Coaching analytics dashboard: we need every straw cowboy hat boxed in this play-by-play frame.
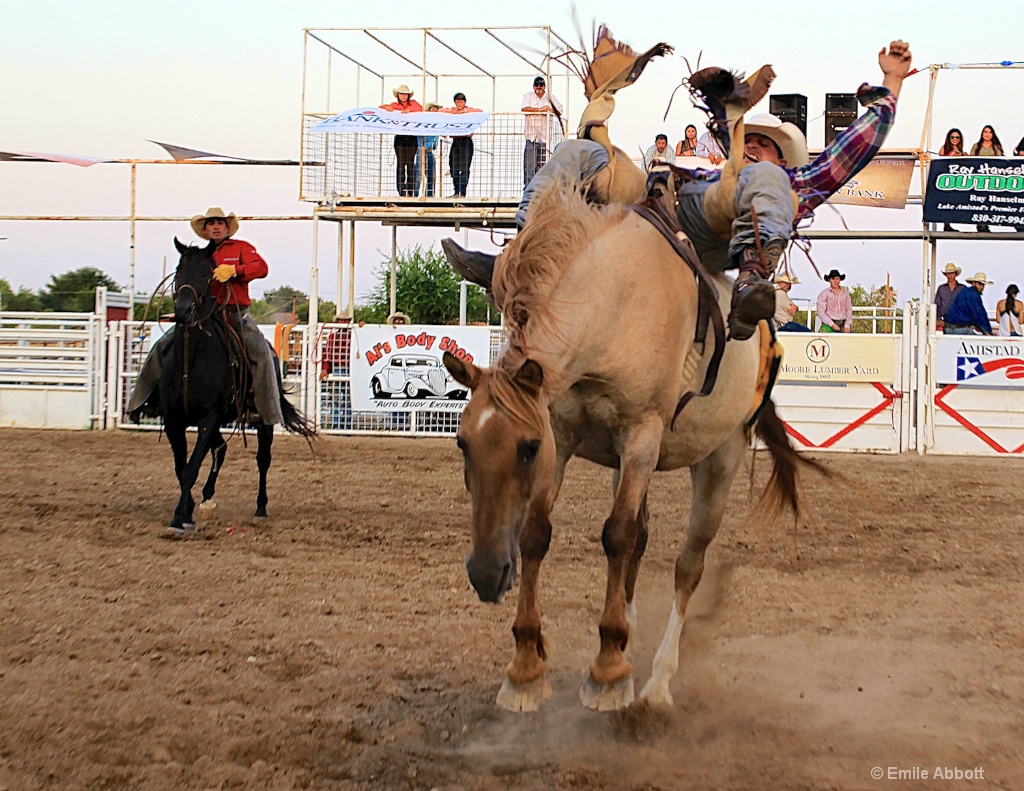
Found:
[387,311,409,325]
[392,84,414,98]
[942,262,962,275]
[823,269,846,281]
[965,272,994,284]
[775,273,799,285]
[191,207,239,239]
[744,113,809,168]
[424,102,442,112]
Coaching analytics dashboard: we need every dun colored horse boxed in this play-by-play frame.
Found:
[161,239,314,535]
[443,182,813,712]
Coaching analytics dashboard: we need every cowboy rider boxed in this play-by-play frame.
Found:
[127,207,284,426]
[443,39,913,343]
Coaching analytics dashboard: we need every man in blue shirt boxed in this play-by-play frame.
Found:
[944,272,994,335]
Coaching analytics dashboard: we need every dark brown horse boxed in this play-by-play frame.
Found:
[161,239,314,536]
[443,182,814,712]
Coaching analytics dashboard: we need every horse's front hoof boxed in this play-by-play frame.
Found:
[199,500,217,514]
[579,673,635,711]
[496,676,551,713]
[165,522,196,539]
[253,508,268,519]
[638,677,674,707]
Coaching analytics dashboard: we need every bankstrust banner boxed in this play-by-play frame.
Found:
[923,157,1024,228]
[828,158,915,209]
[311,108,490,136]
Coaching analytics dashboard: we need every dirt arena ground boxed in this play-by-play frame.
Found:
[0,428,1021,790]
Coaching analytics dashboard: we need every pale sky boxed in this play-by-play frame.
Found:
[3,1,1024,309]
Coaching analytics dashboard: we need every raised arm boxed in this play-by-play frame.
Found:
[879,39,913,100]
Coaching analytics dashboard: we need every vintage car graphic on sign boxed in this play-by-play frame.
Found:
[370,354,469,401]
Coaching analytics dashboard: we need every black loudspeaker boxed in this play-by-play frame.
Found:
[825,93,858,144]
[769,94,807,136]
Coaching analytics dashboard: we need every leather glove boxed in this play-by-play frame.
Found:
[213,264,236,283]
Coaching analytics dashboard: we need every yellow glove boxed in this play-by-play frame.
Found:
[213,264,236,283]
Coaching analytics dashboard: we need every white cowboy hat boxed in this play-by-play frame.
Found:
[392,84,414,98]
[965,272,993,284]
[942,262,962,275]
[744,113,809,168]
[387,311,409,325]
[424,102,442,112]
[190,207,239,239]
[775,273,800,285]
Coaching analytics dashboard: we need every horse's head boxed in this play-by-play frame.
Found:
[172,237,217,324]
[444,351,556,603]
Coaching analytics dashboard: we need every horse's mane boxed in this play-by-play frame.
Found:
[487,178,631,432]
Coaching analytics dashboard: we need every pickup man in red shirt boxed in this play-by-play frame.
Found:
[127,207,283,425]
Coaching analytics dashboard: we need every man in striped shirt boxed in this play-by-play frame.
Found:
[816,269,854,332]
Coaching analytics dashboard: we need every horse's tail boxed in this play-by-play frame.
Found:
[278,392,317,440]
[751,398,828,524]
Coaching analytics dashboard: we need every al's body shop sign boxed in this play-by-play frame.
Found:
[923,157,1024,228]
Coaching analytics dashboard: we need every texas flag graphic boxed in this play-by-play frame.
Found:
[957,356,1024,382]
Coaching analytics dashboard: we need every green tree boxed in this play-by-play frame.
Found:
[849,282,900,334]
[363,244,496,325]
[0,279,42,311]
[253,286,336,323]
[40,267,121,313]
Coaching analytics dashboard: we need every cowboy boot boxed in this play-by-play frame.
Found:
[441,238,496,289]
[728,244,783,341]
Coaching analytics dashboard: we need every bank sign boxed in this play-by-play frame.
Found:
[934,336,1024,388]
[778,335,897,383]
[923,157,1024,228]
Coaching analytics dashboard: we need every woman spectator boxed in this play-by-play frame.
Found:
[414,103,442,197]
[938,128,965,156]
[938,129,965,231]
[440,92,482,198]
[969,125,1004,156]
[380,85,423,197]
[996,284,1023,337]
[676,124,699,158]
[1015,135,1024,156]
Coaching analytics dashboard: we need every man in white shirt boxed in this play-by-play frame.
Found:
[695,130,725,165]
[522,76,564,187]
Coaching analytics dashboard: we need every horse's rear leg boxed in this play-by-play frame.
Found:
[254,424,274,518]
[580,417,662,712]
[199,429,227,513]
[640,428,746,706]
[624,491,650,657]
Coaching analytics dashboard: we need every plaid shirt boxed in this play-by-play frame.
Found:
[791,84,896,221]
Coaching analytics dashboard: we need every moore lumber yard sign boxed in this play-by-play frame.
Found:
[923,157,1024,228]
[779,335,897,383]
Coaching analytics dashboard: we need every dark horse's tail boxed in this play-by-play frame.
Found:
[278,390,317,439]
[751,398,828,525]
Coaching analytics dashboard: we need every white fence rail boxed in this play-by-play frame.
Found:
[0,312,104,428]
[3,308,1024,457]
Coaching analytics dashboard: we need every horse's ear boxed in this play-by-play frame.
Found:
[174,237,188,254]
[443,351,481,390]
[513,359,544,396]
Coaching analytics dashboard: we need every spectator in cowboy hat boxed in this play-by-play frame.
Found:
[944,272,994,335]
[380,85,424,197]
[387,311,409,326]
[773,273,810,332]
[816,269,853,333]
[933,262,965,329]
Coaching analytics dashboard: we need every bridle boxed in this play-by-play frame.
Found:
[173,260,218,408]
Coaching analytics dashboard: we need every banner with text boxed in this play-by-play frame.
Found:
[311,108,489,136]
[778,335,897,384]
[934,335,1024,388]
[923,157,1024,228]
[828,158,915,209]
[350,324,491,412]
